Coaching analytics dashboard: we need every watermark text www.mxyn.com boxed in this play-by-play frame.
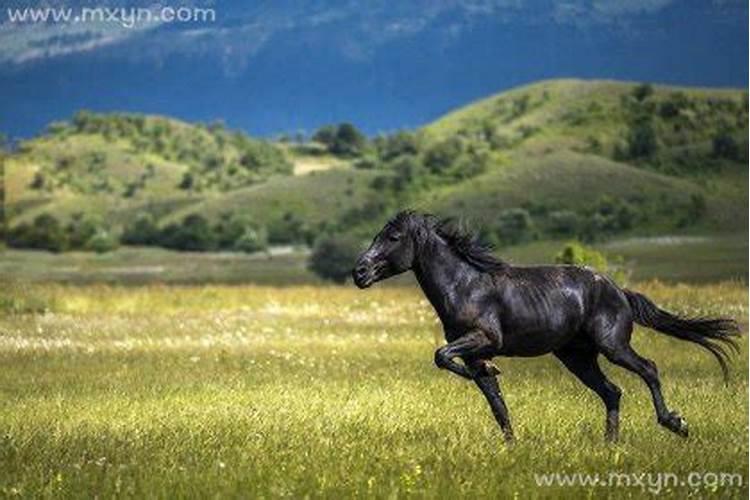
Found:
[6,5,216,28]
[534,471,743,495]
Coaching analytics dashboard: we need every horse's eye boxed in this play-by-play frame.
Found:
[389,234,401,242]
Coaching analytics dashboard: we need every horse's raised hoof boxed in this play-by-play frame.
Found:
[660,411,689,438]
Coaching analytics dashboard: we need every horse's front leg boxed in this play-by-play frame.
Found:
[434,330,495,380]
[466,358,514,442]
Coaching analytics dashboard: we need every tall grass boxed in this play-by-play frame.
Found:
[0,283,746,498]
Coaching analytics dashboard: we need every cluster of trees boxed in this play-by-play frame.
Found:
[472,193,706,247]
[361,131,491,206]
[6,211,276,254]
[614,84,747,172]
[311,123,368,157]
[121,213,269,252]
[7,213,119,253]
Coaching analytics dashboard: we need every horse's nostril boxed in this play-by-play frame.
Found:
[355,266,367,277]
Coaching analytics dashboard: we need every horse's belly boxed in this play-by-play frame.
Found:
[499,330,573,356]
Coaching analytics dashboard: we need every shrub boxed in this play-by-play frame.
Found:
[86,230,119,253]
[375,131,421,161]
[308,234,362,283]
[632,83,654,102]
[267,213,309,245]
[547,210,581,237]
[121,213,160,246]
[233,226,268,253]
[491,208,534,246]
[313,123,367,157]
[712,130,740,160]
[627,116,658,159]
[659,92,689,119]
[555,241,628,283]
[7,214,68,252]
[65,214,100,249]
[159,214,216,251]
[424,138,463,174]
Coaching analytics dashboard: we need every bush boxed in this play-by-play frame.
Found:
[159,214,216,251]
[547,210,581,237]
[233,226,268,253]
[7,214,68,252]
[555,241,628,283]
[308,234,362,283]
[375,131,421,161]
[86,230,119,253]
[313,123,367,157]
[267,213,309,245]
[712,130,740,160]
[659,92,689,119]
[486,208,534,246]
[424,138,463,174]
[65,214,100,249]
[121,213,160,246]
[627,116,658,159]
[632,83,654,102]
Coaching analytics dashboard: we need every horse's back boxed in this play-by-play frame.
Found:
[493,264,632,356]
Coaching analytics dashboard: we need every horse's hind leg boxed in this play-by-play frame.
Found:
[554,346,622,442]
[596,319,689,438]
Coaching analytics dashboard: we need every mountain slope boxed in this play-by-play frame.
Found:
[4,79,748,250]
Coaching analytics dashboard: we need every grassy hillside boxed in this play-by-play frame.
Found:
[4,79,747,253]
[417,79,748,235]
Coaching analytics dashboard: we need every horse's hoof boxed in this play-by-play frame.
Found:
[661,411,689,438]
[604,431,620,443]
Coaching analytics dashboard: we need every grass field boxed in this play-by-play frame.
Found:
[0,282,746,498]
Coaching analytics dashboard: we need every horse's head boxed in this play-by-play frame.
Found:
[352,211,421,288]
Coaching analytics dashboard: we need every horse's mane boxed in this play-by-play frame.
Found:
[434,217,508,273]
[394,211,507,273]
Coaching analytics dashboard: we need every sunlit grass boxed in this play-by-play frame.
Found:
[0,282,747,498]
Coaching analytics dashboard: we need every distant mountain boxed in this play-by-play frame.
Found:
[5,79,748,252]
[0,0,747,139]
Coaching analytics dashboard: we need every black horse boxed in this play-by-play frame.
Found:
[352,211,740,442]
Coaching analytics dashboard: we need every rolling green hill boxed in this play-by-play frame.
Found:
[4,79,747,252]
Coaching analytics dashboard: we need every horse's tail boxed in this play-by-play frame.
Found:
[623,289,741,382]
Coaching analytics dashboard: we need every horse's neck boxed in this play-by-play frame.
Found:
[412,236,475,319]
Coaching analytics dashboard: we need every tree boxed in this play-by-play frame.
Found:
[7,214,68,252]
[627,116,657,159]
[159,214,216,251]
[332,123,366,156]
[121,213,160,246]
[712,130,740,160]
[424,138,463,174]
[312,125,337,148]
[312,123,367,157]
[234,226,268,253]
[632,83,654,102]
[492,208,534,246]
[555,241,628,283]
[308,234,362,283]
[65,214,100,249]
[86,230,119,253]
[375,131,421,161]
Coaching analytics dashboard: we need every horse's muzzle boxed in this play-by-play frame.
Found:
[352,259,374,289]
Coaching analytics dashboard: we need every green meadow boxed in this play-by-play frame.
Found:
[0,282,746,498]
